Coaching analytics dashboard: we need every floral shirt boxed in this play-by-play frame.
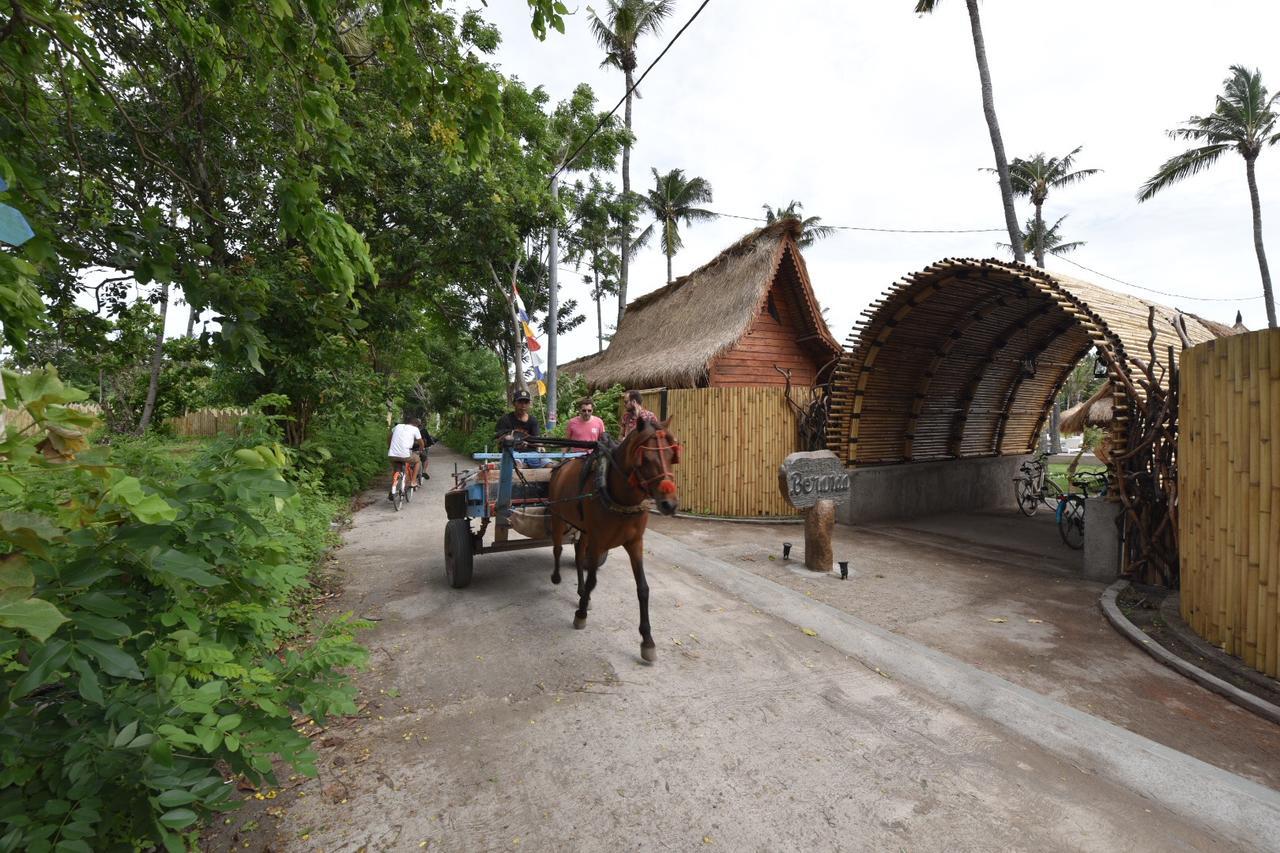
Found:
[621,406,657,437]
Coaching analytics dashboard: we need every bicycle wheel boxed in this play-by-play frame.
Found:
[1058,495,1085,550]
[1015,476,1038,516]
[393,473,404,512]
[1043,478,1064,509]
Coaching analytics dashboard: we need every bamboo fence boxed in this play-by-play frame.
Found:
[635,387,806,518]
[164,409,248,437]
[1179,328,1280,677]
[4,403,101,434]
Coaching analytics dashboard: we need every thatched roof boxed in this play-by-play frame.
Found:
[828,258,1236,467]
[580,219,841,389]
[1060,382,1115,435]
[559,351,603,378]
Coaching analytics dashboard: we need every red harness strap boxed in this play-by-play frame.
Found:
[628,430,682,495]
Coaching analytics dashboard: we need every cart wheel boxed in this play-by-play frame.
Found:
[444,519,474,588]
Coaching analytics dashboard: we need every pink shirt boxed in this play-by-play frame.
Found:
[566,415,606,442]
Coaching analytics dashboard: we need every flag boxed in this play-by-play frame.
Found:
[536,379,547,396]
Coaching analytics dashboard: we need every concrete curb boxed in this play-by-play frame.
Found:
[1100,580,1280,727]
[644,531,1280,850]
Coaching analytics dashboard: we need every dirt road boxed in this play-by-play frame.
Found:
[209,447,1272,852]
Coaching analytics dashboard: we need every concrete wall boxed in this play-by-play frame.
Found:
[836,455,1029,526]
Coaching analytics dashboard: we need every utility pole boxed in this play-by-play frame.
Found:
[547,174,560,430]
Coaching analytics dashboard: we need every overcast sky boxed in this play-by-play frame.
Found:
[463,0,1279,366]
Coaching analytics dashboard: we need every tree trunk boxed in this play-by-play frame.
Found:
[666,248,672,285]
[186,305,197,337]
[1049,399,1062,454]
[617,68,634,328]
[508,294,529,395]
[1246,156,1278,328]
[1033,200,1045,269]
[136,281,170,434]
[594,266,603,353]
[964,0,1023,264]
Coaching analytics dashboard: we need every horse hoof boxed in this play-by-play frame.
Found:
[641,646,657,663]
[573,615,587,630]
[551,571,561,585]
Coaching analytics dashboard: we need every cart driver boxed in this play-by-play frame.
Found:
[494,389,548,468]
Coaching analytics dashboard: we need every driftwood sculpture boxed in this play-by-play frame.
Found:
[775,359,837,452]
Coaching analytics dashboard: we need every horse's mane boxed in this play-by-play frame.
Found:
[611,419,656,469]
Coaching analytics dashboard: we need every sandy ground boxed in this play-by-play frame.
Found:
[205,447,1272,852]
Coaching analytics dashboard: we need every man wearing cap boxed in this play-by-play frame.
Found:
[494,389,547,467]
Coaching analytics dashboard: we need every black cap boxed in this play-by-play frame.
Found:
[513,390,532,403]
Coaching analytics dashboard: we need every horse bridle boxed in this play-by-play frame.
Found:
[627,429,682,495]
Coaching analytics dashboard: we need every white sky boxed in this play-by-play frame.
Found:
[474,0,1280,366]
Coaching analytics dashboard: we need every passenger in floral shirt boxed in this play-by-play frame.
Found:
[621,390,657,437]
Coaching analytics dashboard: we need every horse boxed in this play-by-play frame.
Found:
[546,417,681,663]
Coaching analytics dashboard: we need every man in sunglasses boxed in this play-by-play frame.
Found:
[566,397,607,443]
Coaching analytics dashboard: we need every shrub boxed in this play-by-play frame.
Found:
[0,368,366,852]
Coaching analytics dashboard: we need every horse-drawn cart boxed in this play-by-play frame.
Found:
[442,436,601,588]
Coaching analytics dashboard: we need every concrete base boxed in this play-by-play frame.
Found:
[836,455,1028,526]
[1083,498,1123,582]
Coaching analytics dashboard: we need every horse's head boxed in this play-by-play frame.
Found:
[624,416,682,516]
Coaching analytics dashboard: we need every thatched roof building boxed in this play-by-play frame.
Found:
[578,219,841,390]
[1060,381,1115,435]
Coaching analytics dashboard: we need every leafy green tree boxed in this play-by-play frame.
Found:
[915,0,1024,262]
[998,215,1085,260]
[565,176,624,351]
[588,0,675,324]
[1138,65,1280,328]
[634,168,716,283]
[763,200,837,248]
[992,147,1099,268]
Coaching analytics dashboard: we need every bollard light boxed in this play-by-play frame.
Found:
[782,542,792,560]
[838,561,849,580]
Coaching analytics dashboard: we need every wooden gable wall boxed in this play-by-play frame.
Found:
[707,247,826,388]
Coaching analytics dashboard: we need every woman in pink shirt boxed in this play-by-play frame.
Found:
[566,399,607,443]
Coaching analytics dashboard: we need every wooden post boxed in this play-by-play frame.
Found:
[804,499,835,572]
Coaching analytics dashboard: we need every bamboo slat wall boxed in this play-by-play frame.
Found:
[635,387,805,518]
[1179,329,1280,677]
[164,409,248,437]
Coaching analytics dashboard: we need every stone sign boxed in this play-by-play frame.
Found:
[778,450,851,509]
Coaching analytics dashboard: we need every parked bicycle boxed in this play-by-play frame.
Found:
[1013,451,1063,516]
[1056,470,1108,550]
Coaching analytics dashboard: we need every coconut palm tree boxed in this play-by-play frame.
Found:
[915,0,1023,262]
[588,0,675,325]
[998,215,1085,260]
[1139,65,1280,328]
[634,168,716,284]
[762,201,837,248]
[990,147,1099,268]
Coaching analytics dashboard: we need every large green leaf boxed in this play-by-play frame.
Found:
[0,598,69,642]
[152,549,226,587]
[78,639,143,680]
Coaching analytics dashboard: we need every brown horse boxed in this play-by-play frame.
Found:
[547,417,681,662]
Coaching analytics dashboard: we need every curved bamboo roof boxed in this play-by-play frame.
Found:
[827,258,1231,467]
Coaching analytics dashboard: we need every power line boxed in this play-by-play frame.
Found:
[709,209,1005,234]
[552,0,713,180]
[1054,255,1264,303]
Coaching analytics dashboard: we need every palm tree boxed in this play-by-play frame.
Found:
[1139,65,1280,328]
[566,177,623,352]
[634,168,716,284]
[998,215,1085,259]
[915,0,1024,262]
[992,147,1099,268]
[588,0,675,325]
[762,200,837,248]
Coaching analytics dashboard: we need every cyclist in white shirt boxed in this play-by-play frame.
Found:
[387,417,425,500]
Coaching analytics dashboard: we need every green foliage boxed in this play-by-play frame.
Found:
[1083,425,1104,452]
[0,367,362,851]
[302,420,387,498]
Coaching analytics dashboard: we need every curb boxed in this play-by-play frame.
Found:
[645,531,1280,849]
[1100,580,1280,727]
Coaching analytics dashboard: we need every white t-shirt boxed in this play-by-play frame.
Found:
[387,424,423,458]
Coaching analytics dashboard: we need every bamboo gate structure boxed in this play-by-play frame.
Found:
[636,387,807,518]
[826,259,1230,584]
[1179,329,1280,677]
[164,409,248,437]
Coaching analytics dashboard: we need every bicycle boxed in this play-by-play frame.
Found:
[1056,470,1108,550]
[1013,451,1063,516]
[389,456,421,512]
